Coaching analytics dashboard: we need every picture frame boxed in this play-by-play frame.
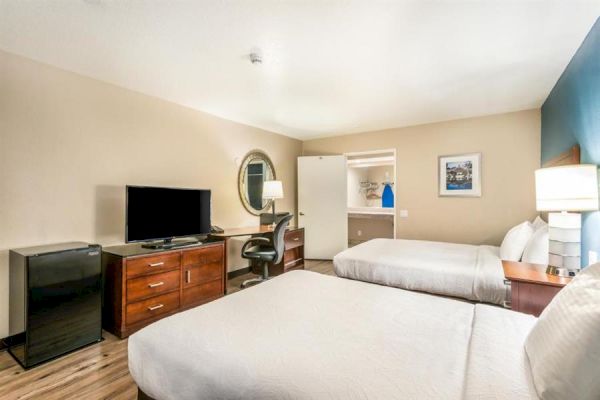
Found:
[438,153,481,197]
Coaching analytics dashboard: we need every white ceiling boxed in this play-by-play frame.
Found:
[1,1,599,139]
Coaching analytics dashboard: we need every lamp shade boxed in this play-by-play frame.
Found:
[535,165,599,211]
[262,180,283,199]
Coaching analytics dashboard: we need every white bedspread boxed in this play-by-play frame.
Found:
[463,305,538,400]
[334,239,506,305]
[129,271,537,400]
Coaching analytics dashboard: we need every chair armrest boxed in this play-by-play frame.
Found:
[241,237,271,253]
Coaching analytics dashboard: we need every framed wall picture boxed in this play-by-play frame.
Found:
[439,153,481,197]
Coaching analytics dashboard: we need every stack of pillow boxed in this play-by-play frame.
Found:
[500,217,600,399]
[500,216,549,263]
[524,260,600,400]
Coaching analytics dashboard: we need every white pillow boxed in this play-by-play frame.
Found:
[500,221,534,261]
[525,262,600,400]
[531,216,547,231]
[522,226,549,265]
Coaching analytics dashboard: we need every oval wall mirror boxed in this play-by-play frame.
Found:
[238,150,276,215]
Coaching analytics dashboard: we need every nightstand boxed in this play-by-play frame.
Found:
[502,260,572,317]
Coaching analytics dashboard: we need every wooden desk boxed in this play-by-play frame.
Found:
[209,226,305,287]
[502,260,571,317]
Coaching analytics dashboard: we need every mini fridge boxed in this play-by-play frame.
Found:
[8,242,102,368]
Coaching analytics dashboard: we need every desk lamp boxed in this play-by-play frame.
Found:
[263,180,284,227]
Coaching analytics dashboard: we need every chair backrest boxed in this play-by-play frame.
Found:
[272,214,294,264]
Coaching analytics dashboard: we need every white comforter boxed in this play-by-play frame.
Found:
[334,239,506,305]
[129,271,538,400]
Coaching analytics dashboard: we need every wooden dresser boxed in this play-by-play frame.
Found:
[102,241,225,338]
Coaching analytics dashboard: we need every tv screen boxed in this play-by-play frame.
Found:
[126,186,211,243]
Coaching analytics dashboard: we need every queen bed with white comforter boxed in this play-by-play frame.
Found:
[334,238,507,305]
[129,270,539,400]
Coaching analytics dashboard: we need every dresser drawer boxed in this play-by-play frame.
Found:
[182,279,223,308]
[182,245,223,266]
[127,270,180,303]
[183,262,223,288]
[285,229,304,250]
[126,291,180,326]
[127,253,180,278]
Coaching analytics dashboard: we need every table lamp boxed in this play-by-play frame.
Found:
[263,180,284,226]
[535,164,599,277]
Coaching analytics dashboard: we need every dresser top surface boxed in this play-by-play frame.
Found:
[103,241,220,258]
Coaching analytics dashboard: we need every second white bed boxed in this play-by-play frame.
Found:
[333,238,506,305]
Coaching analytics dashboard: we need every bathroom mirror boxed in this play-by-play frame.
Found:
[238,150,276,215]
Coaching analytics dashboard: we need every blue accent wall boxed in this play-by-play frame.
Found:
[541,17,600,266]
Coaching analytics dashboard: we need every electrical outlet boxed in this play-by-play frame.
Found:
[589,250,598,265]
[399,209,409,218]
[357,230,362,237]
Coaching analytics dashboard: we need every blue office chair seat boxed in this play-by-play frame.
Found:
[240,214,293,288]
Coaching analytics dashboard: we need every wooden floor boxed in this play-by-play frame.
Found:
[0,260,334,400]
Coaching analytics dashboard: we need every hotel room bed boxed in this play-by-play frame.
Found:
[129,270,538,400]
[333,238,507,305]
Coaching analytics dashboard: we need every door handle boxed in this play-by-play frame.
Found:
[148,281,164,288]
[186,270,191,284]
[299,212,305,216]
[148,304,164,311]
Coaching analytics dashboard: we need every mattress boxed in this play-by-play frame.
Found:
[333,238,506,305]
[129,270,538,400]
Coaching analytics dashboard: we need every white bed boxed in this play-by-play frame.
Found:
[333,238,507,305]
[129,270,538,400]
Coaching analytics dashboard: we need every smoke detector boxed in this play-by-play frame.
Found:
[249,52,262,64]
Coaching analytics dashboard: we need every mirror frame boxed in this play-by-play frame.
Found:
[238,150,276,216]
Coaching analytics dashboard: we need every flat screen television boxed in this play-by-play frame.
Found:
[126,185,211,246]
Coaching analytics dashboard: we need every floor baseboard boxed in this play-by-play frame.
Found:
[227,267,252,279]
[0,337,8,352]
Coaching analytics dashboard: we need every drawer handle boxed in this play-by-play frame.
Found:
[148,281,165,288]
[148,304,164,311]
[149,262,165,267]
[186,270,191,284]
[293,238,300,241]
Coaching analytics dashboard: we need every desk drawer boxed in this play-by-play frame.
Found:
[127,253,180,278]
[126,291,180,326]
[183,262,223,288]
[285,229,304,250]
[182,245,223,266]
[127,270,180,303]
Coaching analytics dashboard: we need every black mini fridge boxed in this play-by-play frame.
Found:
[8,242,102,368]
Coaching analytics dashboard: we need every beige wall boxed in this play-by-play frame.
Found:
[304,109,541,246]
[348,216,394,244]
[0,51,302,337]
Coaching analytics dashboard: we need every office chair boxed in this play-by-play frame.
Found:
[240,214,294,288]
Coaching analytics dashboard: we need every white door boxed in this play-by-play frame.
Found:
[298,155,348,259]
